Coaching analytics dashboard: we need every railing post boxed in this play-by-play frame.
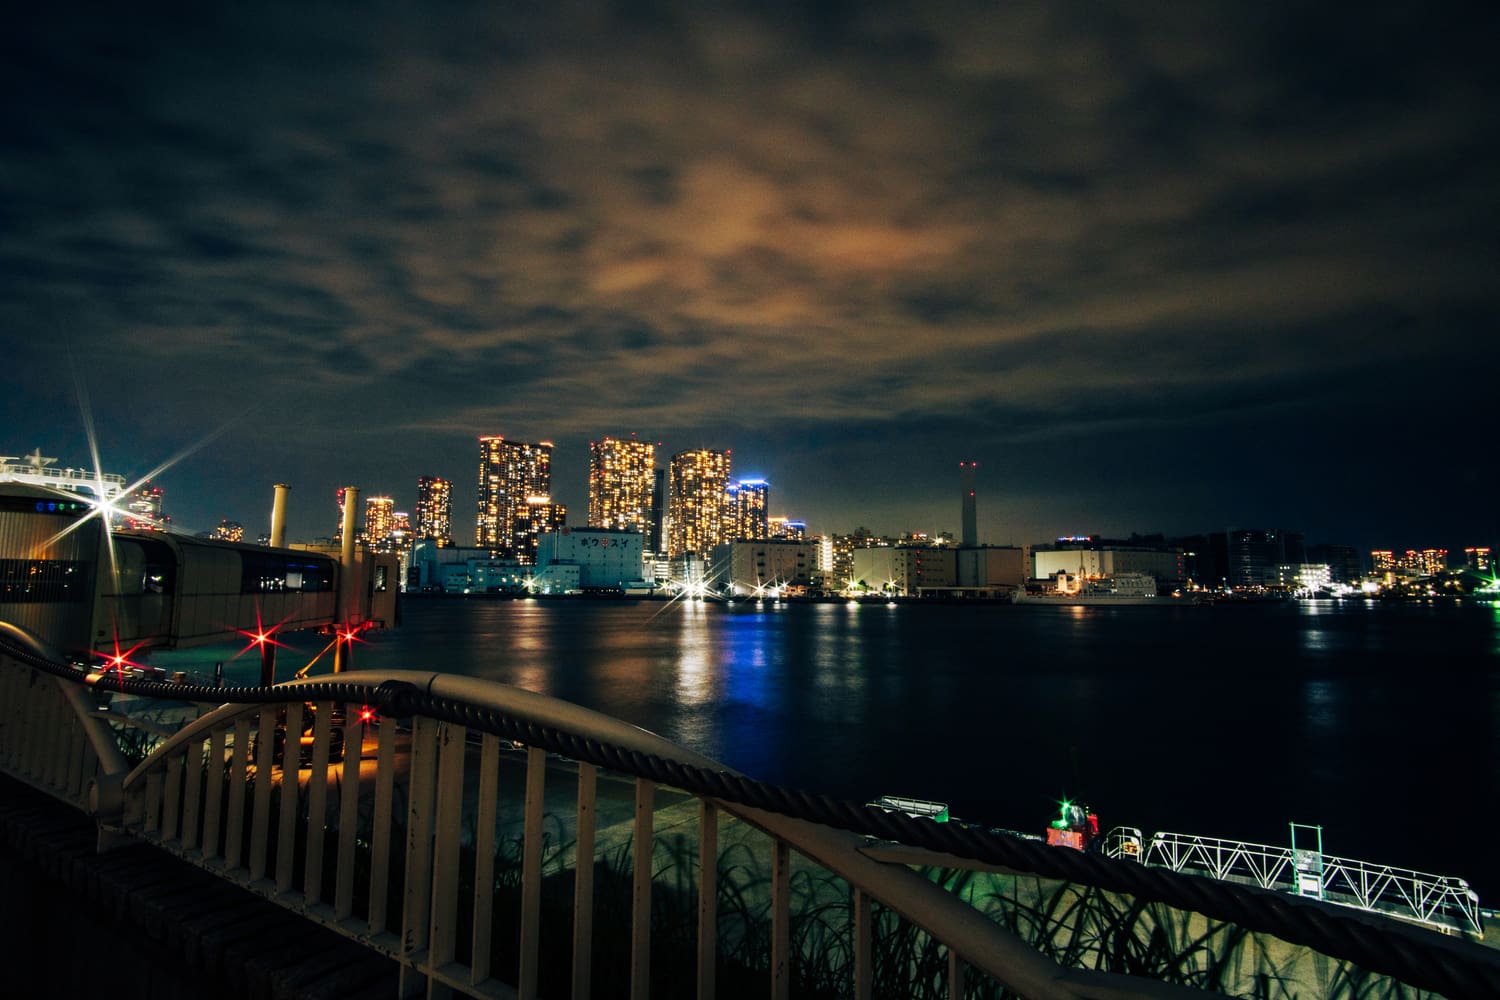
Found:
[519,745,548,999]
[771,838,790,1000]
[697,800,718,1000]
[277,702,304,892]
[304,700,333,904]
[398,715,439,997]
[181,732,204,854]
[202,727,227,862]
[250,704,280,882]
[162,750,183,845]
[428,721,467,985]
[572,761,598,1000]
[472,733,502,985]
[949,947,966,999]
[631,778,655,1000]
[334,702,364,920]
[854,887,872,1000]
[368,711,398,936]
[144,771,163,834]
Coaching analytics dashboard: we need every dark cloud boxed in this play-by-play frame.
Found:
[2,0,1496,549]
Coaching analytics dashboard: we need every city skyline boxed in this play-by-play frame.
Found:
[50,439,1495,564]
[3,2,1496,551]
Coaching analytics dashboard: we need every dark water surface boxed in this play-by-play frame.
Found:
[156,596,1500,898]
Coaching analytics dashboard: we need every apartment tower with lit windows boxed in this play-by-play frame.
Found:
[587,436,656,534]
[667,449,731,558]
[415,476,453,546]
[514,496,567,565]
[727,479,769,541]
[364,496,396,551]
[477,436,553,558]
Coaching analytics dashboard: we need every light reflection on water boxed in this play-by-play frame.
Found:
[1301,679,1339,731]
[673,600,714,709]
[1300,628,1330,654]
[810,603,865,715]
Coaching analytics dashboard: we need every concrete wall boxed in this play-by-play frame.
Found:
[957,546,1026,588]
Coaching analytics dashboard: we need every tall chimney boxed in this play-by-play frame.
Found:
[339,485,360,608]
[960,462,978,548]
[270,483,289,548]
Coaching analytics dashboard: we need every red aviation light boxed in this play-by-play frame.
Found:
[90,633,151,681]
[234,606,292,657]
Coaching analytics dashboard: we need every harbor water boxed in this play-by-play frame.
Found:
[151,595,1500,900]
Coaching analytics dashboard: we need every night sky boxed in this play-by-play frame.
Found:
[3,2,1497,552]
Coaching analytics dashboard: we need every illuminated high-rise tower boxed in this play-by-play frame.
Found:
[416,476,453,546]
[513,495,567,565]
[588,436,656,534]
[365,495,396,550]
[727,479,769,541]
[667,449,731,558]
[477,436,552,556]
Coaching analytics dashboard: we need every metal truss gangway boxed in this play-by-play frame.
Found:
[1102,826,1483,937]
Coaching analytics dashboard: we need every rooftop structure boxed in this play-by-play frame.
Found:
[0,448,126,500]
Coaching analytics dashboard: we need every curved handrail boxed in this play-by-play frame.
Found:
[122,669,735,792]
[122,670,1141,999]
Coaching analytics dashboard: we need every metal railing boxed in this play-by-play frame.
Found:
[0,460,127,497]
[1098,829,1482,937]
[3,623,1498,999]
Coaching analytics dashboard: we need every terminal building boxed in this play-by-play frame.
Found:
[534,527,647,593]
